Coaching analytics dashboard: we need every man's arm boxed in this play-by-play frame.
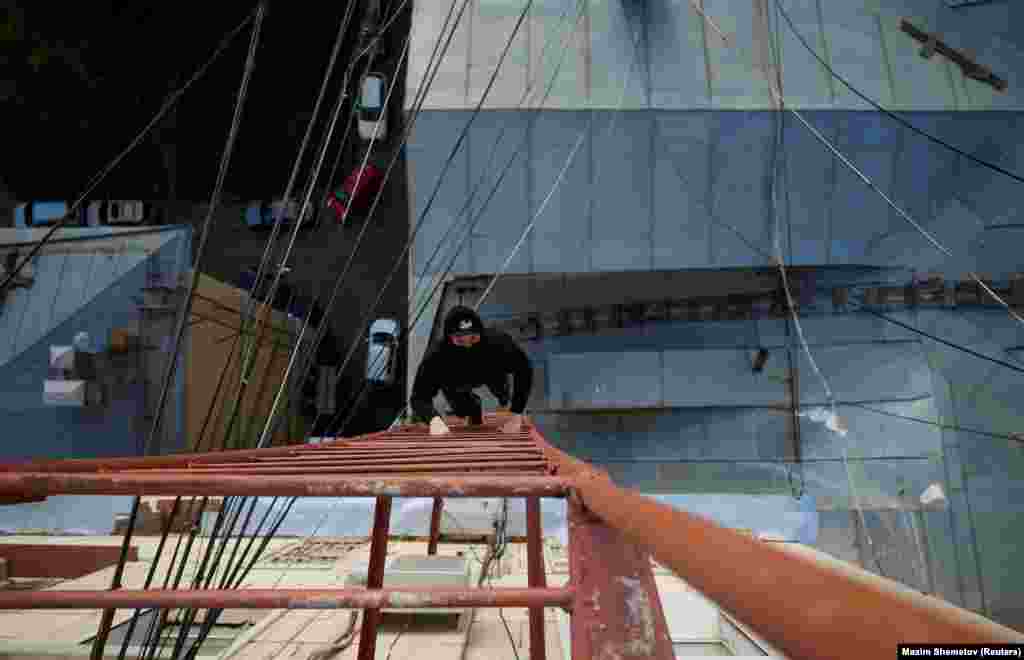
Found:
[493,331,533,414]
[409,349,442,422]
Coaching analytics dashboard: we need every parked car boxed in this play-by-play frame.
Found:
[85,200,153,226]
[245,198,315,230]
[14,201,83,228]
[366,318,399,386]
[325,163,384,224]
[357,72,388,142]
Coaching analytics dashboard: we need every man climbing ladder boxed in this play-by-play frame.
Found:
[410,306,533,435]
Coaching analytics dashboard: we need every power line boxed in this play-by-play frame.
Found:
[846,402,1023,446]
[218,0,362,456]
[344,0,613,434]
[0,6,259,296]
[783,103,1024,330]
[850,297,1024,376]
[173,10,466,651]
[256,0,471,445]
[409,0,586,311]
[773,0,1024,187]
[158,6,468,656]
[345,0,591,433]
[305,0,531,435]
[474,3,646,310]
[256,21,413,449]
[90,6,267,660]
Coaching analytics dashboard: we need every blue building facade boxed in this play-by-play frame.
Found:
[405,0,1024,629]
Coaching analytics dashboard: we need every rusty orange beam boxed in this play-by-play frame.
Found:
[526,497,548,660]
[193,452,545,468]
[0,473,570,498]
[127,461,549,475]
[427,497,444,555]
[298,446,542,455]
[358,496,393,660]
[0,587,576,610]
[569,471,1024,658]
[567,498,674,660]
[0,443,313,473]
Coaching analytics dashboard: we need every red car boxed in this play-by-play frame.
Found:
[325,163,385,224]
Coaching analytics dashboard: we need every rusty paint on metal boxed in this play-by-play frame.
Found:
[0,443,306,474]
[428,497,444,555]
[308,441,539,450]
[256,449,543,462]
[358,496,392,660]
[0,473,571,498]
[0,587,577,610]
[527,497,548,660]
[568,498,674,660]
[571,473,1024,658]
[134,461,548,475]
[181,454,545,469]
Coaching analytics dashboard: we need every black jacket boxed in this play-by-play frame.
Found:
[410,307,533,420]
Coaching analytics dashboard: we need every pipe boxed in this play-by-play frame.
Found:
[174,459,547,473]
[571,472,1024,659]
[0,474,570,498]
[0,587,576,610]
[256,448,543,460]
[358,496,392,660]
[427,497,444,555]
[526,497,547,660]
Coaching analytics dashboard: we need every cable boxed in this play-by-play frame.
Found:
[208,0,362,454]
[475,2,644,310]
[356,0,413,62]
[761,1,891,577]
[305,0,528,435]
[308,611,360,660]
[258,0,470,443]
[320,0,419,225]
[764,5,805,500]
[176,12,464,654]
[773,0,1024,187]
[784,106,1024,330]
[0,6,259,296]
[219,0,360,456]
[847,401,1023,446]
[257,0,468,443]
[383,618,413,660]
[114,497,181,660]
[91,7,267,659]
[409,0,585,309]
[256,22,413,448]
[851,297,1024,376]
[337,0,590,433]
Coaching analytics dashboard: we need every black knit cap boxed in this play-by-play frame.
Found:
[444,305,484,337]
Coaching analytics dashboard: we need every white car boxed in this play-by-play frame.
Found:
[86,200,149,226]
[366,318,399,386]
[357,73,388,142]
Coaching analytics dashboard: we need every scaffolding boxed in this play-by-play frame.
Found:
[0,415,1020,659]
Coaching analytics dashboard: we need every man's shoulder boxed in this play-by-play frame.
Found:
[483,327,516,346]
[483,328,528,358]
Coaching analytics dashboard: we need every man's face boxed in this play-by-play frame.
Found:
[450,333,481,348]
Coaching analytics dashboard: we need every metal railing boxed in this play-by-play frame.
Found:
[0,415,1020,660]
